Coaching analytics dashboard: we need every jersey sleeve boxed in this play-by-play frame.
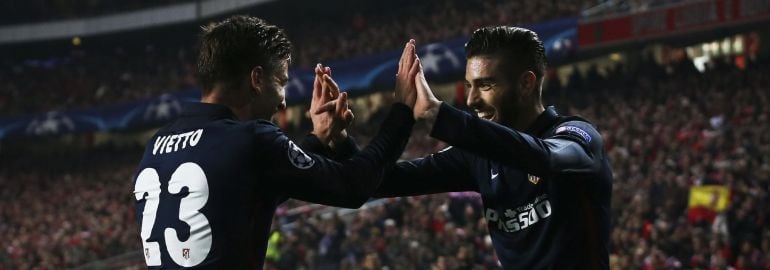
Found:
[257,104,414,208]
[298,134,333,158]
[329,136,360,160]
[373,146,479,197]
[299,134,360,161]
[430,103,605,178]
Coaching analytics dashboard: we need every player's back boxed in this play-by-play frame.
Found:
[133,103,278,269]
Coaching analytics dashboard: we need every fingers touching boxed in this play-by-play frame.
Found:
[335,92,347,117]
[398,39,416,77]
[322,74,340,99]
[311,63,349,117]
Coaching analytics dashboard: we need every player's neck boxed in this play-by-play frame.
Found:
[201,91,252,121]
[511,102,545,131]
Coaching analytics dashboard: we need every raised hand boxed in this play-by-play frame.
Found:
[413,57,441,121]
[394,39,419,109]
[310,64,354,145]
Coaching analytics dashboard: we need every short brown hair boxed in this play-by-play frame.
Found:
[197,15,292,92]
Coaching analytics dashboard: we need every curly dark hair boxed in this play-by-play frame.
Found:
[197,15,292,92]
[465,26,546,83]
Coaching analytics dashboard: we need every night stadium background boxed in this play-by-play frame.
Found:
[1,0,769,269]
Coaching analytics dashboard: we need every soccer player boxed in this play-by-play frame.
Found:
[315,27,613,269]
[131,16,418,269]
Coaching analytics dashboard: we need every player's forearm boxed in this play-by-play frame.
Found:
[373,148,479,198]
[299,134,333,157]
[314,103,414,207]
[373,163,438,198]
[330,135,359,160]
[429,103,547,174]
[300,133,359,161]
[345,103,414,191]
[373,163,468,197]
[429,103,596,176]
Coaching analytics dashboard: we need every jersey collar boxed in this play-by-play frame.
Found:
[180,102,237,120]
[525,106,559,137]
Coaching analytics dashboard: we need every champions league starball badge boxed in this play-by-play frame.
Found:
[287,140,315,169]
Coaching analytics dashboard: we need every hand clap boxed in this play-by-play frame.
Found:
[394,39,419,109]
[394,39,441,121]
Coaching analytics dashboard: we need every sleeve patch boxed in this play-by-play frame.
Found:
[555,125,592,143]
[287,140,315,169]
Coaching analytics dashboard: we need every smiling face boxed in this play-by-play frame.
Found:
[462,26,548,129]
[464,56,521,125]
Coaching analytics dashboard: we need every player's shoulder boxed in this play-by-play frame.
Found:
[169,117,285,146]
[551,116,603,147]
[248,119,281,134]
[243,119,292,148]
[244,119,284,139]
[195,118,280,138]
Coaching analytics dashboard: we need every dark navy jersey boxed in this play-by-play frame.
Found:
[374,104,613,270]
[132,102,413,269]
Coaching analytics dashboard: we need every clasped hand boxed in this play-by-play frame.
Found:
[309,64,354,146]
[394,39,441,120]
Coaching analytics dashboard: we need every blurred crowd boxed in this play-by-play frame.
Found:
[266,194,499,270]
[0,0,598,26]
[582,0,685,17]
[0,144,142,269]
[3,0,688,29]
[0,46,198,116]
[561,58,770,269]
[4,56,767,269]
[0,0,597,117]
[0,0,191,25]
[288,0,594,68]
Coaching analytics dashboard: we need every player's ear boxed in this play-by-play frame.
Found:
[250,66,264,94]
[519,71,537,98]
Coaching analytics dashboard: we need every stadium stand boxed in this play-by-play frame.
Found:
[2,0,770,269]
[0,45,197,116]
[1,58,768,269]
[0,0,595,116]
[0,0,192,25]
[0,144,142,269]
